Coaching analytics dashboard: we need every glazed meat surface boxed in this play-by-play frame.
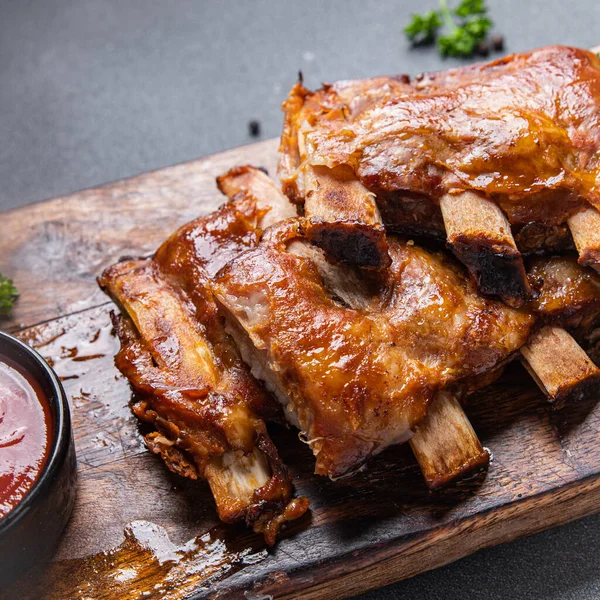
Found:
[279,44,600,292]
[99,167,307,544]
[214,222,535,478]
[529,255,600,333]
[280,46,600,228]
[98,158,600,523]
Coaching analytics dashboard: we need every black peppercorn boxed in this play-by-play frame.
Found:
[248,120,261,137]
[491,34,504,51]
[476,41,490,57]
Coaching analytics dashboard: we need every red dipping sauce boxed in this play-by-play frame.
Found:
[0,357,52,519]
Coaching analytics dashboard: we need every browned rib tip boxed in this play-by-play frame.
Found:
[303,165,391,270]
[410,392,490,490]
[440,191,534,307]
[521,325,600,410]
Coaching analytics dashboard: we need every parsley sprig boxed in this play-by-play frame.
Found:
[0,274,19,316]
[404,0,498,58]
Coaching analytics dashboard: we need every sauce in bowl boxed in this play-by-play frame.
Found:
[0,357,51,518]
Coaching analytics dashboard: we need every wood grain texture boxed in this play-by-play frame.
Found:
[2,140,600,599]
[0,138,278,333]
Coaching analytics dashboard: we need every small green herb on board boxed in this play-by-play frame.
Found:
[0,274,19,316]
[404,0,502,58]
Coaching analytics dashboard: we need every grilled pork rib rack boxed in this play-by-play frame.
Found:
[279,46,600,306]
[99,167,308,545]
[98,46,600,543]
[99,166,600,539]
[214,217,600,481]
[100,167,600,544]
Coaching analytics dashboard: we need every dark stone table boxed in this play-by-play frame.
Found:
[2,1,600,598]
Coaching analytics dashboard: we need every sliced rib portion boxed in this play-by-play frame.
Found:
[279,46,600,291]
[214,222,534,478]
[440,191,533,306]
[251,233,491,488]
[568,206,600,274]
[521,326,600,409]
[99,167,308,544]
[100,259,306,544]
[409,392,489,490]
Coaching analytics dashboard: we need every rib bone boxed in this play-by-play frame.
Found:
[217,165,297,228]
[409,391,490,489]
[303,165,390,269]
[521,325,600,409]
[568,206,600,275]
[440,191,533,306]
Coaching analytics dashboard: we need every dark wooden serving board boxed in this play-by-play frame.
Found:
[2,139,600,600]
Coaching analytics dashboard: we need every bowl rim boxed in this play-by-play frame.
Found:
[0,330,73,534]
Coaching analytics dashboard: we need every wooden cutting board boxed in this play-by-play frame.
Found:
[2,138,600,600]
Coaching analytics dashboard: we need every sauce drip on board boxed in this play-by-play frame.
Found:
[9,520,269,600]
[0,356,52,518]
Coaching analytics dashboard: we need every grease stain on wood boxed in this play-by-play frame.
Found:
[11,520,269,600]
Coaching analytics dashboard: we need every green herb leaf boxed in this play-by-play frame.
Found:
[0,274,19,316]
[404,0,496,58]
[438,27,478,57]
[462,16,492,42]
[404,10,443,44]
[454,0,487,17]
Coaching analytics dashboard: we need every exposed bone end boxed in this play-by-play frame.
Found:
[216,165,297,228]
[521,325,600,409]
[304,220,391,270]
[568,207,600,275]
[303,165,391,270]
[409,392,490,490]
[447,235,533,307]
[205,446,309,545]
[206,447,271,519]
[217,164,273,199]
[440,191,534,307]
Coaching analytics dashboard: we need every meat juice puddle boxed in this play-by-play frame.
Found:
[0,355,52,518]
[16,520,268,600]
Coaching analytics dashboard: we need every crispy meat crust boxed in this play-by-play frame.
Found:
[214,221,535,478]
[279,46,600,283]
[99,167,308,544]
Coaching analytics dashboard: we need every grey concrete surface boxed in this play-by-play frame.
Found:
[2,1,600,598]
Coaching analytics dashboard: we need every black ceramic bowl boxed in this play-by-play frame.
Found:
[0,331,77,587]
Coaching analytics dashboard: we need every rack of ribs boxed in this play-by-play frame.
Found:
[279,46,600,306]
[214,213,600,483]
[101,162,600,523]
[213,219,536,479]
[99,167,308,545]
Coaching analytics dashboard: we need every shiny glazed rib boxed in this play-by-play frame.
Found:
[99,167,308,544]
[215,223,535,478]
[280,46,600,230]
